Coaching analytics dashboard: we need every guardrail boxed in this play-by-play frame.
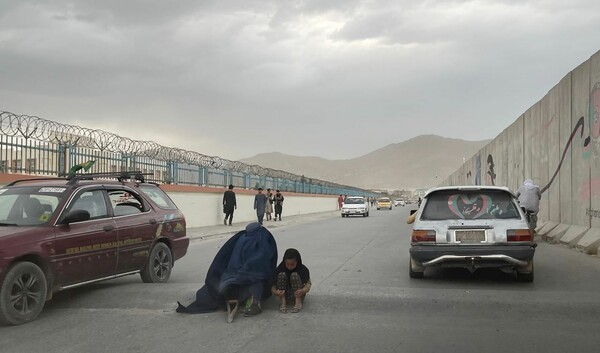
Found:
[0,110,378,197]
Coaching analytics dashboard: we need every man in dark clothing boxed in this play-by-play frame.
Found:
[254,188,267,225]
[273,190,284,221]
[223,184,237,226]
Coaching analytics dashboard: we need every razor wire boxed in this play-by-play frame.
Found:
[0,110,363,192]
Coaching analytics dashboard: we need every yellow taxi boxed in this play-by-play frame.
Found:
[376,197,392,210]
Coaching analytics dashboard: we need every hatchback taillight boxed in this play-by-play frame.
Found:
[411,230,436,243]
[507,229,532,242]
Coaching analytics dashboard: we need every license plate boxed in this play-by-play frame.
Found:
[455,230,485,242]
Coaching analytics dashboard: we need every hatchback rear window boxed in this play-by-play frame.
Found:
[139,185,177,209]
[421,190,520,220]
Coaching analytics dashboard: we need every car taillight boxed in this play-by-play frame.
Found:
[507,229,532,242]
[411,230,436,243]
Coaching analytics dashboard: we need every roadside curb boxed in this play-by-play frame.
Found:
[186,210,341,241]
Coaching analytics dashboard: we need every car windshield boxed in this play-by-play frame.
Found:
[0,186,66,226]
[421,190,520,220]
[378,198,390,202]
[344,198,364,204]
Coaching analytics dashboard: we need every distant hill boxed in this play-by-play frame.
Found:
[239,135,489,190]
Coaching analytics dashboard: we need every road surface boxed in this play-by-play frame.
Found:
[3,207,600,352]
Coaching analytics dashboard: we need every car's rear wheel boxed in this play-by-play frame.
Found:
[0,262,48,325]
[517,262,534,282]
[409,258,424,279]
[141,243,173,283]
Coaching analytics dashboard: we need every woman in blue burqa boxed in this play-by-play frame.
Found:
[176,222,278,317]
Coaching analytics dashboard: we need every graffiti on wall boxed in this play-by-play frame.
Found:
[579,178,600,200]
[589,83,600,155]
[540,116,587,194]
[538,81,600,195]
[448,81,600,206]
[586,207,600,219]
[486,154,496,186]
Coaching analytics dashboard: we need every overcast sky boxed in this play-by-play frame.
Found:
[1,0,599,161]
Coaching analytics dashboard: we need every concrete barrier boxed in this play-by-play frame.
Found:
[559,225,589,248]
[535,221,547,234]
[576,228,600,254]
[543,223,570,244]
[538,221,559,239]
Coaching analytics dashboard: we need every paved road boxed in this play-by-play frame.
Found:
[3,207,600,352]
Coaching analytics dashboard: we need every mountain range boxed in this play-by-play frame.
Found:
[239,135,490,190]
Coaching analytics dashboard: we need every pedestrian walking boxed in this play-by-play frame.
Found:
[223,184,237,226]
[254,188,267,225]
[338,194,344,210]
[516,179,541,232]
[265,188,274,221]
[273,190,284,221]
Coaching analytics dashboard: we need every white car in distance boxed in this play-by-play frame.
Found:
[341,197,370,217]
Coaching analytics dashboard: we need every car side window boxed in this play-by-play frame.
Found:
[70,190,109,221]
[138,185,177,209]
[108,190,144,216]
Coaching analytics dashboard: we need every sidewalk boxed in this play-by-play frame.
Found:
[186,210,341,240]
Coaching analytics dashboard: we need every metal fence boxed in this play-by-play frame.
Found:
[0,111,378,197]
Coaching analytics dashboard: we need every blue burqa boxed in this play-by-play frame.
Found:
[176,222,278,314]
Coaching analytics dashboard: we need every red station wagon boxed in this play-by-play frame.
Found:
[0,172,189,325]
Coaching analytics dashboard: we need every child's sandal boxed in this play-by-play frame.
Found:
[291,305,302,313]
[279,305,288,313]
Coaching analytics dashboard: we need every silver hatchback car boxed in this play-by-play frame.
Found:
[409,186,536,282]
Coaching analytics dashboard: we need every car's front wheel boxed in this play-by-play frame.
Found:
[0,262,48,325]
[141,242,173,283]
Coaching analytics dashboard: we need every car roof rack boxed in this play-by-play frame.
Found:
[66,171,149,185]
[5,177,67,187]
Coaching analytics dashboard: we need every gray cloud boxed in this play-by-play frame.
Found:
[1,0,599,160]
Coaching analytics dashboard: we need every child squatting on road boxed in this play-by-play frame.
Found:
[271,248,311,313]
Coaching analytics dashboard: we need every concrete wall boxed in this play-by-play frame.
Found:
[168,190,337,228]
[443,49,600,254]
